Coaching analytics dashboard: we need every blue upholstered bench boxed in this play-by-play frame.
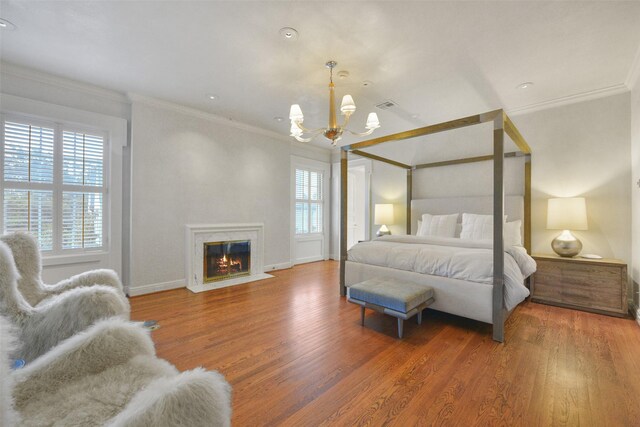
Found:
[347,278,435,338]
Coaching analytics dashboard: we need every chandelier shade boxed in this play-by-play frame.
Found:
[289,60,381,146]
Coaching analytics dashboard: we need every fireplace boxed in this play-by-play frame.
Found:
[185,223,273,293]
[203,240,250,283]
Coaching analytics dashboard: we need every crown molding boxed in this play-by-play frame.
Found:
[127,93,331,154]
[625,42,640,91]
[507,84,629,116]
[0,61,129,104]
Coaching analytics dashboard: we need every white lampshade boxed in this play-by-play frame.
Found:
[366,112,380,129]
[547,197,588,230]
[374,203,394,225]
[340,95,356,114]
[289,104,304,121]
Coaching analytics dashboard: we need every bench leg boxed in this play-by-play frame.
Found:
[397,318,404,339]
[360,306,365,326]
[417,309,422,325]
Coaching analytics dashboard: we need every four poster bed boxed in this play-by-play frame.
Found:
[340,109,533,342]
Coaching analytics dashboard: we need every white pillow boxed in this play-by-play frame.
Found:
[460,214,522,246]
[417,213,459,238]
[460,213,508,240]
[416,220,423,236]
[505,220,522,247]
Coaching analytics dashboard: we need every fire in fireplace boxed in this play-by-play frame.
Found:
[203,240,251,283]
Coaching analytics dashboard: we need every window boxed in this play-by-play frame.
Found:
[1,116,107,253]
[295,168,323,234]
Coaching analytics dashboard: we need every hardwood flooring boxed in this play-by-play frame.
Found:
[130,261,640,426]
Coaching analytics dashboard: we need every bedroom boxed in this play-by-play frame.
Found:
[1,1,640,425]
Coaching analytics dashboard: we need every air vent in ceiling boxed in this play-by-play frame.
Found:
[376,100,398,110]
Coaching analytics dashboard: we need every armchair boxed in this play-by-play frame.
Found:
[0,232,124,306]
[0,241,130,362]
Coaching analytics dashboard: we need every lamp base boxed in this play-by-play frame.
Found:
[376,224,391,238]
[551,230,582,257]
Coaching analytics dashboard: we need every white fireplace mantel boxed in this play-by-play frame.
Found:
[185,223,273,293]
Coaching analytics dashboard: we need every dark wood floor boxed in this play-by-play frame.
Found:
[130,261,640,426]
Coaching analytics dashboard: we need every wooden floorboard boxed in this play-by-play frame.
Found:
[130,261,640,426]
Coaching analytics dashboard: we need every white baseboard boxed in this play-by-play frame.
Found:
[127,279,185,297]
[264,262,292,272]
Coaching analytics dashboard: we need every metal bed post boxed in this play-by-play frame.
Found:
[340,148,348,296]
[492,113,505,343]
[406,168,413,234]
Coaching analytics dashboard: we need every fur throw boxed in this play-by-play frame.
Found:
[0,316,21,426]
[8,318,231,426]
[0,241,130,362]
[0,232,124,306]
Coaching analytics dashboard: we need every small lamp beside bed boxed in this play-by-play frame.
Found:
[546,197,588,257]
[374,204,394,237]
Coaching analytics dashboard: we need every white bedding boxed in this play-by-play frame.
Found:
[347,235,536,311]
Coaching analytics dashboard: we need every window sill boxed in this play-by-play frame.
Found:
[42,251,108,267]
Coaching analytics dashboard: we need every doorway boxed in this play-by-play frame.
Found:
[347,160,371,250]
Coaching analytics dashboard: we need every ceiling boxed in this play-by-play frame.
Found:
[1,1,640,148]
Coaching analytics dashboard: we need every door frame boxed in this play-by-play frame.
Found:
[290,155,331,265]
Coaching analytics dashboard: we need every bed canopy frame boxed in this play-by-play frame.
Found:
[339,109,532,342]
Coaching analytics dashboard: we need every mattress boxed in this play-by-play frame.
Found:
[347,235,536,312]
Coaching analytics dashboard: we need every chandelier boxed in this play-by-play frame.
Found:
[289,60,380,146]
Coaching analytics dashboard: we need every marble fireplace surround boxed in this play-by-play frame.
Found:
[185,223,273,293]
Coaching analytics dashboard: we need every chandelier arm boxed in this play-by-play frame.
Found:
[344,127,380,137]
[340,113,353,130]
[293,134,313,143]
[293,121,321,134]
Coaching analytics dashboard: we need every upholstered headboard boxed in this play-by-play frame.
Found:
[411,195,525,235]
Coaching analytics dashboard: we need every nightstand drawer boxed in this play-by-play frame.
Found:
[534,261,622,289]
[533,278,622,312]
[531,254,628,317]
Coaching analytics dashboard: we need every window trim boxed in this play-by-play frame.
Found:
[1,113,110,255]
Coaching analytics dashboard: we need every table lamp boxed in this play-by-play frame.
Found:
[374,204,394,237]
[546,197,588,257]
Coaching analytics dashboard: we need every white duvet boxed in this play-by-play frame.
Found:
[347,235,537,311]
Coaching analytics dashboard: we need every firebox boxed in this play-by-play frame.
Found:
[203,240,251,283]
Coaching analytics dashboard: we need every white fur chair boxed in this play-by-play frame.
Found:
[0,232,124,306]
[0,241,130,362]
[0,315,232,426]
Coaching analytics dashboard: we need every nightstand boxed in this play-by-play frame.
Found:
[531,254,628,317]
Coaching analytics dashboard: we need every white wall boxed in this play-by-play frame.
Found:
[512,93,631,265]
[128,98,329,294]
[630,70,640,320]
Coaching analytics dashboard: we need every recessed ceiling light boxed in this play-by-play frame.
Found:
[516,82,534,90]
[273,116,284,122]
[0,18,16,30]
[337,70,350,79]
[361,80,374,87]
[206,94,218,101]
[279,27,298,41]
